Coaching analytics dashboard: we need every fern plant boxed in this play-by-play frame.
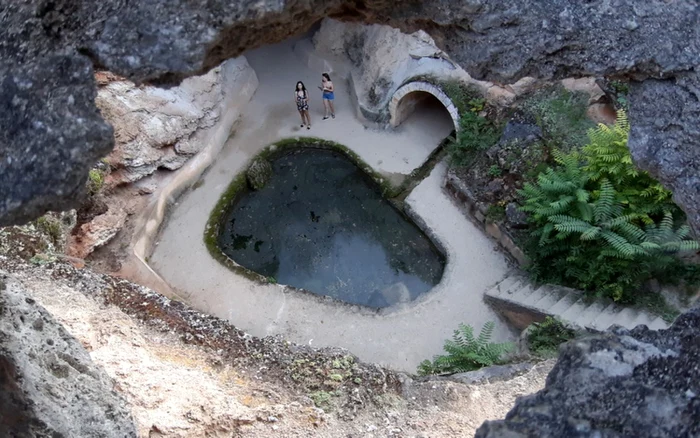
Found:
[582,111,675,219]
[417,322,513,375]
[520,151,699,301]
[448,111,501,166]
[526,317,576,358]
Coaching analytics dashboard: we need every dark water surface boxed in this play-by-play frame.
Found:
[217,148,445,308]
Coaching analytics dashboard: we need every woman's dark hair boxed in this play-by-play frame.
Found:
[295,81,307,93]
[322,73,331,81]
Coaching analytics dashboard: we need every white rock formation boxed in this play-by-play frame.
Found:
[97,57,255,184]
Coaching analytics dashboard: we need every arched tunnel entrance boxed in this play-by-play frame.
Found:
[388,82,460,132]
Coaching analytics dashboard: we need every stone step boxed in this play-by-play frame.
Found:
[531,286,573,312]
[519,286,551,308]
[570,301,609,329]
[486,276,523,299]
[484,274,671,333]
[508,283,537,302]
[629,310,658,329]
[614,307,645,329]
[588,302,624,331]
[548,292,584,315]
[558,297,592,326]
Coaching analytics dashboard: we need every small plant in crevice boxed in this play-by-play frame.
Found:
[526,317,576,358]
[487,164,503,177]
[486,204,506,222]
[87,168,105,196]
[417,322,513,375]
[448,111,501,167]
[34,215,63,247]
[438,80,483,115]
[523,87,595,151]
[608,79,630,110]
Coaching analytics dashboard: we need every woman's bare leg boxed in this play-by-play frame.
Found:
[329,100,335,117]
[322,99,329,118]
[303,110,311,127]
[299,110,305,126]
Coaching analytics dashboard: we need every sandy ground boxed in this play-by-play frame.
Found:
[150,38,514,373]
[3,260,553,438]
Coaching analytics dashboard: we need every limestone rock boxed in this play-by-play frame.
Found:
[67,206,129,259]
[475,307,700,437]
[246,158,273,191]
[505,203,528,229]
[628,73,700,236]
[0,273,136,437]
[98,59,241,185]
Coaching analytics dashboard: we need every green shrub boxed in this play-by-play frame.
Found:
[417,322,513,375]
[35,215,63,247]
[448,111,501,166]
[519,150,698,302]
[486,204,506,222]
[526,317,576,358]
[524,87,595,151]
[488,164,502,177]
[87,169,105,196]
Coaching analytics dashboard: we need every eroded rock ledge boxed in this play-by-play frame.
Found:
[476,306,700,437]
[1,0,699,230]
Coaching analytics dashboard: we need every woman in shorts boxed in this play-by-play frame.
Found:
[319,73,335,120]
[295,81,311,129]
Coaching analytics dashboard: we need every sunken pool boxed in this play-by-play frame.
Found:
[216,147,445,308]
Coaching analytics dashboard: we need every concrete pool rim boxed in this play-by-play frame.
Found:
[203,136,450,313]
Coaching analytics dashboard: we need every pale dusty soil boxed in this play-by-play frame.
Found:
[1,256,553,438]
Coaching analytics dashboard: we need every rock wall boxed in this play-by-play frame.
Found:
[476,306,700,437]
[628,74,700,236]
[0,274,136,437]
[66,57,257,261]
[98,58,250,185]
[2,0,698,229]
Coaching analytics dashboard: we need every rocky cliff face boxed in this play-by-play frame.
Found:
[0,274,136,437]
[476,306,700,437]
[1,0,698,230]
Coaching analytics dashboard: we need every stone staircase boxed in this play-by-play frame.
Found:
[485,274,669,332]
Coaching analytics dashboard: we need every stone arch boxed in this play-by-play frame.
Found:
[388,81,460,131]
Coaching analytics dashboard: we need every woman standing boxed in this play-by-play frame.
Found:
[295,81,311,129]
[319,73,335,120]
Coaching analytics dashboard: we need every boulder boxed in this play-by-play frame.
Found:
[476,307,700,437]
[67,206,129,260]
[0,273,136,437]
[628,73,700,236]
[246,158,273,191]
[505,203,528,229]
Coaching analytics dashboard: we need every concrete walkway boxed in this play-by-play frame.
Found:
[149,38,513,372]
